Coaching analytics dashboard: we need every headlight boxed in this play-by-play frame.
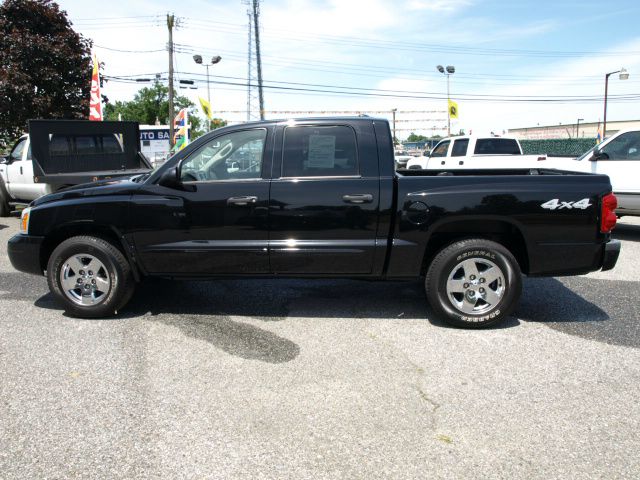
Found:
[19,207,31,234]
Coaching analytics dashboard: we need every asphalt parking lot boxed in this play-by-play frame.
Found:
[1,216,639,479]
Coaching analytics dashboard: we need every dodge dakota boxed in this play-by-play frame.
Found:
[7,117,620,328]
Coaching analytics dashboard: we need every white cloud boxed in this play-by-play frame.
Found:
[406,0,474,13]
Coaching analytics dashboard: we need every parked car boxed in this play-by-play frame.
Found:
[8,117,619,328]
[0,120,151,216]
[405,135,546,170]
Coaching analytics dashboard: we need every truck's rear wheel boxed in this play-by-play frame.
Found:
[47,236,135,318]
[425,239,522,328]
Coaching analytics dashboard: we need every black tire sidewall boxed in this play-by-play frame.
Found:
[47,237,129,318]
[427,241,522,328]
[0,186,9,217]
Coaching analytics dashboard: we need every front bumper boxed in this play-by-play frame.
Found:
[601,239,621,272]
[7,234,45,275]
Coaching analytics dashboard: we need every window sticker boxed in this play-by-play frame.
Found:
[307,134,336,168]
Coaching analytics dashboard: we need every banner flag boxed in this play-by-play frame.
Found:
[89,54,102,121]
[448,100,459,119]
[172,109,189,151]
[199,97,213,119]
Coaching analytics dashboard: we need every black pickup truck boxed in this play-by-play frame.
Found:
[7,117,620,328]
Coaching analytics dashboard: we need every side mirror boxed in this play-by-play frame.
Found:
[158,164,197,192]
[158,166,182,189]
[590,149,608,161]
[0,156,7,164]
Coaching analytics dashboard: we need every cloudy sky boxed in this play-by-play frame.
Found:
[60,0,640,138]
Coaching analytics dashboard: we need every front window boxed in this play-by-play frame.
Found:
[10,139,26,161]
[180,129,266,182]
[600,131,640,160]
[430,140,450,157]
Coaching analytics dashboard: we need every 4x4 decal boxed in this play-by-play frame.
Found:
[540,198,592,210]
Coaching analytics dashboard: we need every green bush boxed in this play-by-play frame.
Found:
[520,139,596,157]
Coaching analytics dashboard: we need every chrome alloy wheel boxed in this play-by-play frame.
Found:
[59,254,111,306]
[446,258,505,315]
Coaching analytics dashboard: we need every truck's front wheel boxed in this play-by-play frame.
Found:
[0,187,10,217]
[47,236,135,318]
[425,239,522,328]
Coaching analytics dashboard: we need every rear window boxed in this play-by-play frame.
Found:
[474,138,521,155]
[451,139,469,157]
[49,134,124,156]
[282,125,358,177]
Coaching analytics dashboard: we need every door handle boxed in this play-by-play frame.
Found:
[342,194,373,204]
[20,166,23,175]
[227,196,258,206]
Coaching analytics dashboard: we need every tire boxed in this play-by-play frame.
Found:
[425,239,522,328]
[47,235,135,318]
[0,186,10,217]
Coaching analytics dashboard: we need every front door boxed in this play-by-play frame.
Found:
[5,138,29,200]
[130,128,272,275]
[269,123,380,274]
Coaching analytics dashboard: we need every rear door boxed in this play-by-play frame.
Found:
[269,122,380,274]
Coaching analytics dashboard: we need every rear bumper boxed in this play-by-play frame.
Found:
[7,234,45,275]
[601,239,621,272]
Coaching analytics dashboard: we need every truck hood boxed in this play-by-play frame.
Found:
[31,176,144,207]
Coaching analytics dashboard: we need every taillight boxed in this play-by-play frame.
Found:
[600,193,617,233]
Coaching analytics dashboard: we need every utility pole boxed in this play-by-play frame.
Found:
[167,13,175,147]
[576,118,583,138]
[252,0,265,120]
[391,108,397,147]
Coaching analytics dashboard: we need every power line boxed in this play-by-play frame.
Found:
[109,70,639,100]
[94,44,165,53]
[182,17,640,58]
[103,74,640,103]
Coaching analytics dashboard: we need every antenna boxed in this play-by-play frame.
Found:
[242,0,264,121]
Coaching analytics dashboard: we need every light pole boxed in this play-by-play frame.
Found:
[603,68,629,138]
[437,65,455,136]
[391,108,397,147]
[193,54,222,130]
[576,118,583,138]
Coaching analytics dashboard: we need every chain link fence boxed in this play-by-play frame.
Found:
[520,139,596,157]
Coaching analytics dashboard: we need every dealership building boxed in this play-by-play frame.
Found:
[508,119,640,140]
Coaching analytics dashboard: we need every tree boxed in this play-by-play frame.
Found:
[407,132,429,142]
[0,0,92,147]
[104,81,224,139]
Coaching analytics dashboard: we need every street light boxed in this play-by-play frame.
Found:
[193,54,222,130]
[603,68,628,138]
[437,65,455,136]
[576,118,584,138]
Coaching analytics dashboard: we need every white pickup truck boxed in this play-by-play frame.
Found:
[547,129,640,216]
[405,135,547,170]
[0,120,151,216]
[404,131,640,216]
